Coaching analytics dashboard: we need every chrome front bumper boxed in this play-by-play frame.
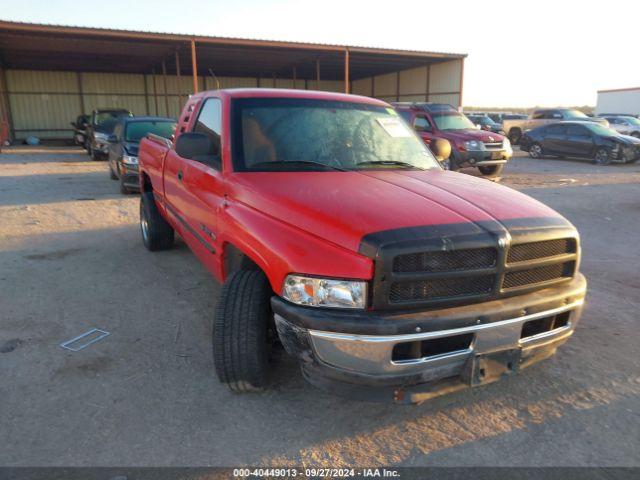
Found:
[304,300,582,377]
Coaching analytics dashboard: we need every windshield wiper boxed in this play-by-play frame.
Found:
[250,160,347,171]
[356,160,425,170]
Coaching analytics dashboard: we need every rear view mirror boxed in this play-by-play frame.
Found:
[431,138,452,162]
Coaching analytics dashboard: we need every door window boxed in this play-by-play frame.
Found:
[567,125,589,137]
[546,125,566,136]
[192,98,222,169]
[414,115,431,132]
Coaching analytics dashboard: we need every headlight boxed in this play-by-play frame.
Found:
[463,140,485,150]
[122,155,138,165]
[502,137,512,152]
[283,275,367,309]
[94,132,108,141]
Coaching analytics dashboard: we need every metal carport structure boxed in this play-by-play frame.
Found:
[0,21,466,142]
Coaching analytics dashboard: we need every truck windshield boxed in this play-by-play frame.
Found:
[432,112,477,130]
[231,98,440,172]
[125,121,176,142]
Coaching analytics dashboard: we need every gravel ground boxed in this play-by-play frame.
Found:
[1,147,639,467]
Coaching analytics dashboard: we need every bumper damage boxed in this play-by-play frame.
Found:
[273,274,586,403]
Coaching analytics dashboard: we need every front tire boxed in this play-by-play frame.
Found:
[529,143,543,159]
[119,176,131,194]
[594,148,611,165]
[140,191,174,251]
[478,164,504,177]
[213,270,272,393]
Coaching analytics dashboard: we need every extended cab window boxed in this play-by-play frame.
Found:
[231,98,439,172]
[193,98,222,167]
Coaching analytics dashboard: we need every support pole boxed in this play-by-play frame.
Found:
[162,60,169,116]
[152,69,159,115]
[175,51,182,109]
[0,64,15,142]
[458,58,465,108]
[292,66,297,89]
[315,58,321,90]
[76,72,85,115]
[190,39,199,93]
[396,71,400,101]
[143,74,150,115]
[344,48,350,94]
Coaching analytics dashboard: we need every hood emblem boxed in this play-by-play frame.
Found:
[489,136,495,142]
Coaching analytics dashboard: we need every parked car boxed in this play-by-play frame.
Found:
[600,116,640,138]
[107,116,176,194]
[137,89,587,403]
[71,114,89,147]
[520,121,640,165]
[86,108,133,160]
[503,109,609,145]
[394,102,512,177]
[465,113,504,134]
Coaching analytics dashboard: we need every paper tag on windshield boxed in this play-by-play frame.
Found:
[376,117,412,138]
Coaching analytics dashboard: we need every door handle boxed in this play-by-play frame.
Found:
[177,170,183,181]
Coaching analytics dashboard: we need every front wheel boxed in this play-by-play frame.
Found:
[529,143,543,159]
[140,191,174,251]
[213,270,272,392]
[478,164,504,177]
[594,148,611,165]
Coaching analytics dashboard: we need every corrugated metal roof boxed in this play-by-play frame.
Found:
[0,20,466,58]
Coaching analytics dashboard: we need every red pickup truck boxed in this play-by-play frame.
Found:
[393,102,513,177]
[138,88,586,403]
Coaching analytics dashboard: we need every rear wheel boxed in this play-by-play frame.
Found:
[140,191,174,251]
[213,270,272,392]
[529,143,543,159]
[90,144,101,161]
[478,164,504,177]
[508,129,522,145]
[594,148,611,165]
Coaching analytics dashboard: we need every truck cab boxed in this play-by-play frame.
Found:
[137,89,586,403]
[393,102,512,177]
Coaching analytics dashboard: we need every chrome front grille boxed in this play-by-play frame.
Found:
[483,142,503,150]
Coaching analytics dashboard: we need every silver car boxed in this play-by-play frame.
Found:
[602,116,640,138]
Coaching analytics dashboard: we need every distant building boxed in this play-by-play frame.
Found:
[596,87,640,116]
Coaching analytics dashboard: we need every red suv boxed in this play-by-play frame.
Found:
[394,103,513,177]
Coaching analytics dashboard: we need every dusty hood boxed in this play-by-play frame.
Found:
[229,170,568,253]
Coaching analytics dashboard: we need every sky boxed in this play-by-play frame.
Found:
[3,0,639,107]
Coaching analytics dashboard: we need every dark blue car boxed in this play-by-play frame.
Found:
[520,121,640,165]
[107,116,176,193]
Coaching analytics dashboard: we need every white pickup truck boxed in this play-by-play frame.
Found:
[504,108,608,144]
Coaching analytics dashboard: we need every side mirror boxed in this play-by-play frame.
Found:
[430,138,452,163]
[107,134,118,143]
[175,132,218,165]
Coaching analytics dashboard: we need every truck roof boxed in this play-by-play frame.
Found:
[191,88,390,107]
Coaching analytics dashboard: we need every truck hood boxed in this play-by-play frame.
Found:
[437,129,506,144]
[230,170,566,253]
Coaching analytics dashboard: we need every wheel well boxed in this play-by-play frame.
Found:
[509,127,522,135]
[223,243,260,279]
[141,172,153,193]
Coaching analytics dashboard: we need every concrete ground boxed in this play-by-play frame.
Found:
[1,147,639,467]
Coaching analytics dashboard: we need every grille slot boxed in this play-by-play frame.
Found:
[508,238,575,263]
[389,275,495,303]
[503,262,574,290]
[483,142,503,150]
[393,247,497,273]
